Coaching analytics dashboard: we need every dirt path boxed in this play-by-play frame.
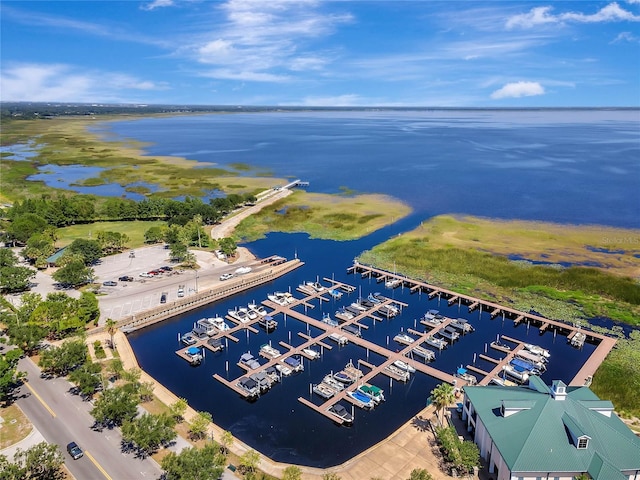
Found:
[210,188,292,239]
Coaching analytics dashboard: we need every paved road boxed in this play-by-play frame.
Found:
[15,357,163,480]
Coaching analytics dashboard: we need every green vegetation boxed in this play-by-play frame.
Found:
[161,442,226,480]
[358,215,640,324]
[591,330,640,420]
[0,116,281,202]
[235,191,411,241]
[0,441,65,480]
[435,426,480,476]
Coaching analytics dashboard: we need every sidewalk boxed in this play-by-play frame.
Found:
[0,421,44,461]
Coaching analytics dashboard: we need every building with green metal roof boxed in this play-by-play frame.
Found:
[461,377,640,480]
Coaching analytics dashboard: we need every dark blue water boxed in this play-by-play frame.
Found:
[104,109,640,229]
[119,110,637,467]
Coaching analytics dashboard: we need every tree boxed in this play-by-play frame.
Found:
[144,225,165,244]
[218,237,237,259]
[1,441,65,480]
[0,348,25,403]
[408,469,433,480]
[38,339,87,376]
[22,233,55,269]
[30,293,85,336]
[67,238,103,265]
[219,430,233,454]
[161,443,225,480]
[188,411,212,440]
[68,361,103,397]
[96,231,129,254]
[458,440,480,475]
[322,474,342,480]
[0,265,35,293]
[106,358,124,381]
[52,259,93,287]
[169,242,189,262]
[6,213,49,245]
[121,413,176,457]
[282,465,302,480]
[78,291,100,325]
[430,382,456,426]
[238,449,260,476]
[105,318,118,348]
[169,397,188,423]
[90,385,139,428]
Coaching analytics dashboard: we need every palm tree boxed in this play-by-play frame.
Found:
[105,318,117,349]
[430,382,456,426]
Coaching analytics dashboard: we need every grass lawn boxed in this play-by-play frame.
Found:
[56,220,166,248]
[0,403,33,449]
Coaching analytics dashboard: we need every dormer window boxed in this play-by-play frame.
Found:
[577,436,589,449]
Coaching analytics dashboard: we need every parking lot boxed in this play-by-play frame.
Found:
[93,245,258,324]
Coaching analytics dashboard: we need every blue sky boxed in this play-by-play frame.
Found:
[1,1,639,106]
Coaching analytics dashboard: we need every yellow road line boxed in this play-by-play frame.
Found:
[85,451,113,480]
[24,382,56,417]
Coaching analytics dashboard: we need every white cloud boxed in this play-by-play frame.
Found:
[507,2,640,29]
[141,0,174,11]
[0,63,168,102]
[188,0,352,82]
[611,31,640,43]
[490,81,545,99]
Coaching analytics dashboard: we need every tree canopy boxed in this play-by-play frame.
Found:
[161,443,225,480]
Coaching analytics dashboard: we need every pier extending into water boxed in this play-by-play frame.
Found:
[347,262,616,386]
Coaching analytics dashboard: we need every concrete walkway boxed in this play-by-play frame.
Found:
[0,423,45,461]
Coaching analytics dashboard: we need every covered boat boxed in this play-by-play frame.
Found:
[357,384,385,403]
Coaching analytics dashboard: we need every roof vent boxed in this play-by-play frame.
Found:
[551,380,567,401]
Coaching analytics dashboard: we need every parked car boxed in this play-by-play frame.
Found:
[160,265,173,272]
[66,442,83,460]
[139,272,153,278]
[103,281,117,287]
[177,286,185,297]
[160,293,167,303]
[118,275,134,282]
[220,273,234,281]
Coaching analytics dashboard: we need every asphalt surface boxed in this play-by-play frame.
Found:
[14,357,163,480]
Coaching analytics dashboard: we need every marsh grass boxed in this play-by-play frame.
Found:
[235,191,411,241]
[358,215,640,324]
[1,118,283,202]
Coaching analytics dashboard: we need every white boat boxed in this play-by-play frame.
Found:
[455,366,477,385]
[267,292,289,306]
[323,374,345,392]
[449,318,475,333]
[328,289,343,299]
[516,350,547,365]
[246,307,259,320]
[347,390,375,409]
[209,316,230,331]
[410,345,436,361]
[302,347,321,359]
[196,318,217,336]
[259,343,282,359]
[425,336,447,350]
[323,313,340,326]
[570,330,587,348]
[328,333,348,345]
[313,383,335,399]
[393,332,415,345]
[393,359,416,373]
[248,302,268,316]
[228,308,249,323]
[503,364,530,384]
[275,363,292,376]
[327,403,353,424]
[385,278,402,289]
[350,302,367,312]
[357,384,385,404]
[306,281,325,292]
[385,364,410,381]
[258,315,278,330]
[524,343,551,358]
